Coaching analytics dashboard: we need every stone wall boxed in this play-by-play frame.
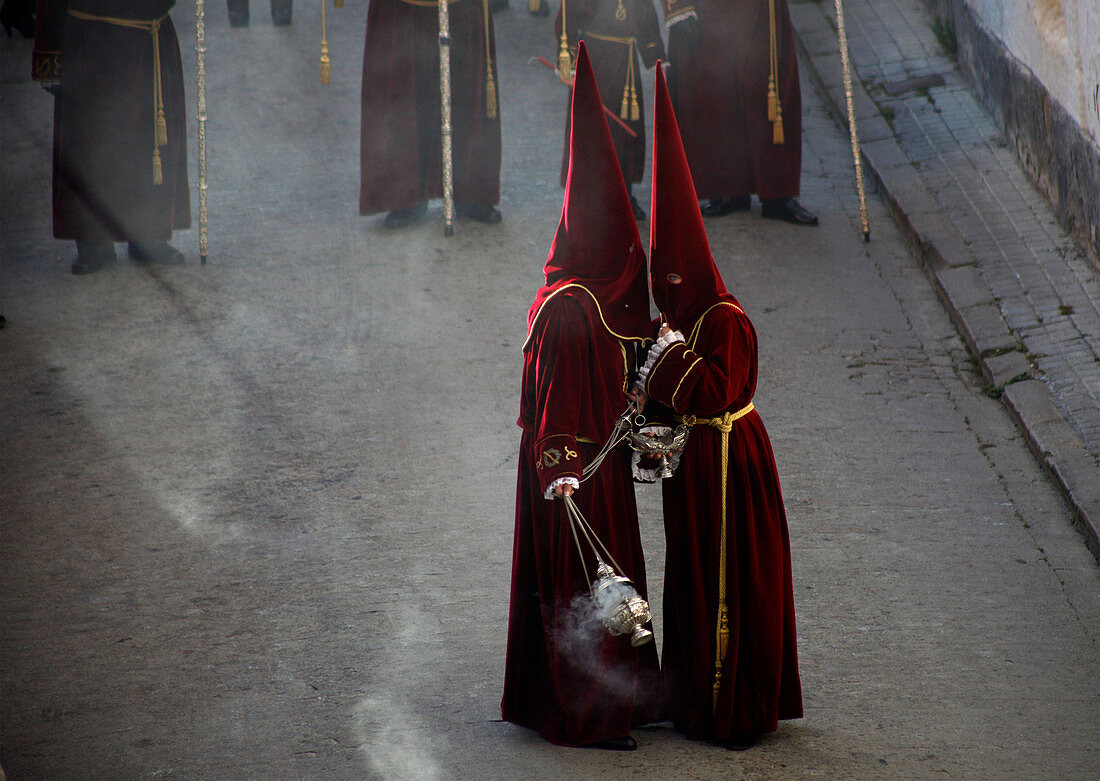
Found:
[922,0,1100,264]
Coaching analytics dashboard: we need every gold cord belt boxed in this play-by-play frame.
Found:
[680,400,754,710]
[577,31,639,120]
[68,9,171,185]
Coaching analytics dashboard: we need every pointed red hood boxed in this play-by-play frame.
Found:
[526,42,651,348]
[649,63,736,331]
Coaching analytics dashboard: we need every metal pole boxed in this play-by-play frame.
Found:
[196,0,209,262]
[834,0,870,241]
[438,0,455,237]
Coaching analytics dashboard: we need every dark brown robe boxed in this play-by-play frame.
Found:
[33,0,190,242]
[359,0,501,215]
[555,0,664,186]
[663,0,802,200]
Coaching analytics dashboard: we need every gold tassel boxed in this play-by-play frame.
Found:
[630,83,639,121]
[620,85,630,120]
[152,148,163,185]
[558,41,572,84]
[486,69,498,119]
[712,604,728,710]
[767,76,778,122]
[773,117,785,145]
[155,109,168,147]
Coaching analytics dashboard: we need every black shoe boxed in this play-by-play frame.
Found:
[701,196,751,217]
[761,197,818,226]
[724,731,760,751]
[1,0,35,38]
[527,0,550,16]
[72,241,116,275]
[585,735,637,751]
[271,0,291,26]
[383,201,427,229]
[456,203,502,224]
[129,241,184,265]
[629,194,646,221]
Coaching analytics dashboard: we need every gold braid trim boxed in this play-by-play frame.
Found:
[581,32,640,121]
[67,9,171,185]
[678,402,755,710]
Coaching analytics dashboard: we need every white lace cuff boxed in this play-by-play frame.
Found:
[667,9,697,25]
[545,476,580,500]
[635,329,685,389]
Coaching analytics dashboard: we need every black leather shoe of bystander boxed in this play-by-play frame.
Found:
[761,197,818,226]
[701,196,751,217]
[456,203,502,224]
[383,201,428,229]
[73,241,116,275]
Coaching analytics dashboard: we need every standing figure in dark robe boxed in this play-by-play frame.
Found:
[662,0,817,224]
[555,0,664,220]
[359,0,502,229]
[501,43,662,750]
[33,0,191,274]
[633,64,802,750]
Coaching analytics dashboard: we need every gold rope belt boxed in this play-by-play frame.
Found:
[679,401,754,710]
[577,31,639,121]
[68,8,171,185]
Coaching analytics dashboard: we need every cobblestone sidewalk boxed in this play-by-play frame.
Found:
[791,0,1100,558]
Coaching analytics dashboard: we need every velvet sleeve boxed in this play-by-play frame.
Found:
[528,297,590,494]
[661,0,695,23]
[642,306,756,417]
[33,0,65,82]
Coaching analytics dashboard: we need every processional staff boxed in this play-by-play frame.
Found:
[196,0,209,263]
[438,0,456,236]
[834,0,870,241]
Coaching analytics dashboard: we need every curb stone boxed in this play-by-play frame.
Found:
[790,0,1100,561]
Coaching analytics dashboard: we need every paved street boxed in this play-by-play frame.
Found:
[2,2,1099,779]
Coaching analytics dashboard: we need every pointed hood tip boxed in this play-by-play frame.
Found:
[649,63,732,330]
[530,41,651,341]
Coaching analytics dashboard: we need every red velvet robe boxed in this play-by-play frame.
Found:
[642,300,802,739]
[359,0,501,215]
[663,0,802,200]
[33,0,191,242]
[501,288,662,746]
[555,0,664,187]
